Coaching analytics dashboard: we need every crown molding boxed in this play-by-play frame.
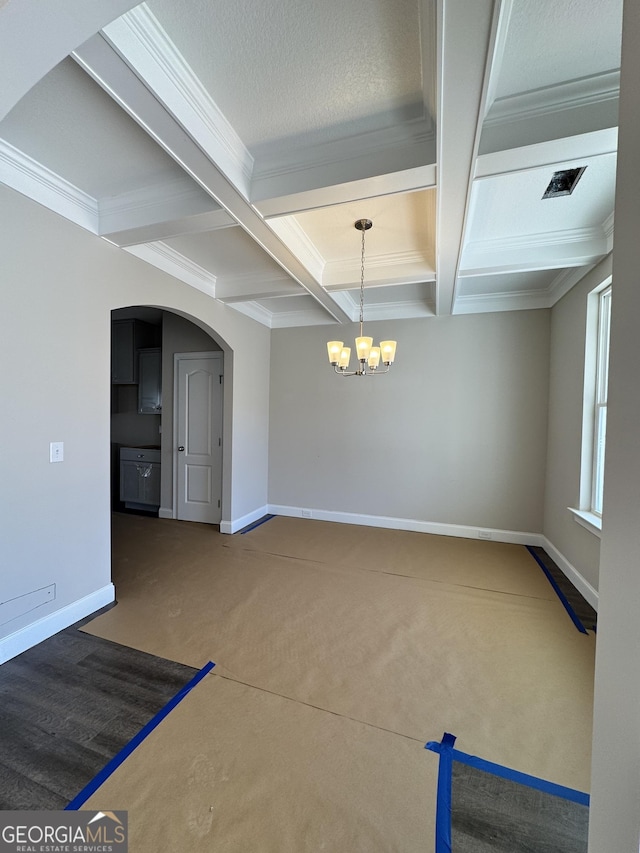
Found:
[454,262,601,314]
[547,264,598,306]
[215,270,302,303]
[467,225,606,257]
[475,128,618,181]
[253,115,435,183]
[330,289,435,322]
[482,0,515,117]
[323,250,435,288]
[101,3,254,194]
[124,241,216,296]
[327,290,357,319]
[485,70,620,129]
[228,300,274,328]
[99,176,213,218]
[229,298,345,329]
[0,139,99,232]
[267,217,326,283]
[268,307,341,329]
[602,211,615,252]
[98,176,221,235]
[418,0,438,119]
[453,289,554,314]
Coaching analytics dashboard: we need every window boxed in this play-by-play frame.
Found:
[570,278,612,536]
[591,285,611,517]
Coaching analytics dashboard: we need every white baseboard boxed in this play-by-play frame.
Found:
[166,502,599,612]
[540,536,599,611]
[220,505,270,535]
[158,506,174,519]
[0,583,115,665]
[267,504,542,546]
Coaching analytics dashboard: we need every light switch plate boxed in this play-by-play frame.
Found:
[50,441,64,463]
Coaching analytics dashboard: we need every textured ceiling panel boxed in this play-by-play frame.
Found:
[0,57,188,197]
[163,227,294,277]
[494,0,623,100]
[148,0,424,150]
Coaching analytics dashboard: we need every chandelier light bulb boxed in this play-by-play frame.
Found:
[327,341,343,365]
[338,347,351,369]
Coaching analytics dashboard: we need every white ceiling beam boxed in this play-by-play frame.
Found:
[72,33,351,324]
[101,4,254,198]
[435,0,498,316]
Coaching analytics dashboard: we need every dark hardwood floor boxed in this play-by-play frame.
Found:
[528,547,598,633]
[0,617,197,809]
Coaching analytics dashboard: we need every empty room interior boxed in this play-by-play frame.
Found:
[1,0,640,851]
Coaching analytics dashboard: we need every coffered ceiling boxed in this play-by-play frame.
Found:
[0,0,622,328]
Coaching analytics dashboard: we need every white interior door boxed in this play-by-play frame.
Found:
[175,352,223,524]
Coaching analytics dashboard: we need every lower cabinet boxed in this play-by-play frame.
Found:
[119,447,161,509]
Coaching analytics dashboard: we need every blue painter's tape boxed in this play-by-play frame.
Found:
[425,733,456,853]
[65,660,215,810]
[526,546,588,634]
[448,746,590,807]
[240,514,275,534]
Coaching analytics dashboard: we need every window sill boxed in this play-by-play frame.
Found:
[568,507,602,538]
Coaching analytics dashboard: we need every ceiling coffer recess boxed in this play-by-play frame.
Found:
[542,167,587,199]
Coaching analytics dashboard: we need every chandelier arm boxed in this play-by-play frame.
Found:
[333,366,390,376]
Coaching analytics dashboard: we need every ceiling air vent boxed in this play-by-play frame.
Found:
[542,167,587,199]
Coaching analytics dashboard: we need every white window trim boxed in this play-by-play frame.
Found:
[568,506,602,536]
[569,276,611,538]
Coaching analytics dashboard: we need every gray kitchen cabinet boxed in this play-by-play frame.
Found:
[111,319,157,384]
[119,447,161,509]
[138,348,162,414]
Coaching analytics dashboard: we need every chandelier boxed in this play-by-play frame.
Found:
[326,219,397,376]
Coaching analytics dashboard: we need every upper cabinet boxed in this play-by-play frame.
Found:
[138,348,162,414]
[111,319,158,384]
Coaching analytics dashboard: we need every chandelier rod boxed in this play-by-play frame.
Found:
[355,218,372,337]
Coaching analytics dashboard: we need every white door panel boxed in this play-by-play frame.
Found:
[175,353,223,524]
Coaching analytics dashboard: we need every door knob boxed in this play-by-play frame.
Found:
[178,446,185,452]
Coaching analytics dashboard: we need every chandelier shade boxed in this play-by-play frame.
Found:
[326,219,397,377]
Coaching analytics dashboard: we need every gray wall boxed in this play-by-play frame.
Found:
[0,184,271,653]
[269,310,550,534]
[588,0,640,845]
[543,256,611,592]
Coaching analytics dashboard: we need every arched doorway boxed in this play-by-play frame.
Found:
[110,306,225,525]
